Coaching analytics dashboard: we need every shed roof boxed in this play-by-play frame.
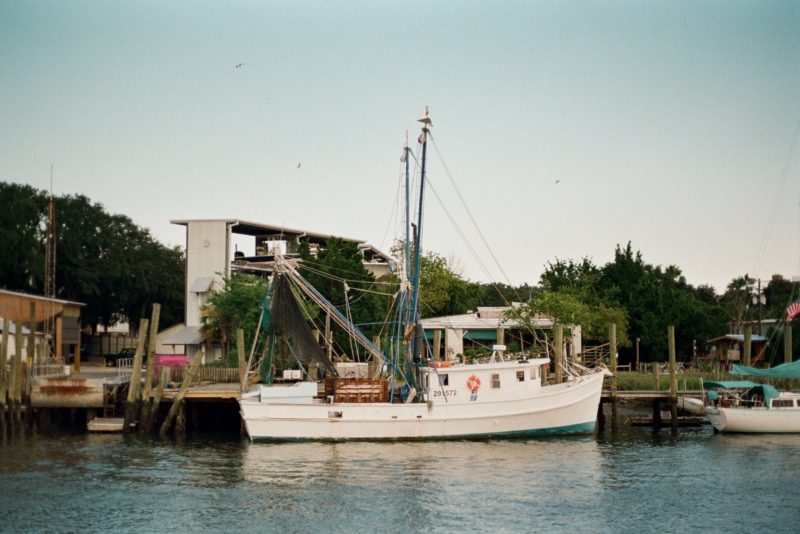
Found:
[707,334,768,344]
[0,289,85,307]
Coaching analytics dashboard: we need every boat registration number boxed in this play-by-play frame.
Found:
[432,389,457,397]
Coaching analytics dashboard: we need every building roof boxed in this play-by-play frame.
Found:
[162,325,204,345]
[0,289,85,307]
[170,218,366,244]
[707,334,768,344]
[421,307,554,330]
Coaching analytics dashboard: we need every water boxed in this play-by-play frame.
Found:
[1,427,799,533]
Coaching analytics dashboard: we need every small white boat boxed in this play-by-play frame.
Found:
[704,380,800,434]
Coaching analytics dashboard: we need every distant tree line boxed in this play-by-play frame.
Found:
[0,181,184,331]
[389,242,800,365]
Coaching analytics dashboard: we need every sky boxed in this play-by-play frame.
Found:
[2,1,799,293]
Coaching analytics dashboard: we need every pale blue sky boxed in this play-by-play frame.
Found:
[2,1,799,292]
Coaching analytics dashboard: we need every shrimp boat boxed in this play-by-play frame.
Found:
[238,110,606,441]
[703,361,800,434]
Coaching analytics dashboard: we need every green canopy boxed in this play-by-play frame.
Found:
[703,380,759,390]
[731,360,800,379]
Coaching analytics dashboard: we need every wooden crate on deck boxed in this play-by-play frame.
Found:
[329,378,389,403]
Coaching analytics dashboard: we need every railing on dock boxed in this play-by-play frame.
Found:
[116,358,240,386]
[31,358,68,377]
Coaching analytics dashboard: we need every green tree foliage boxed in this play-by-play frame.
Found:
[417,251,481,318]
[0,182,184,330]
[201,274,267,360]
[594,243,726,362]
[0,183,47,291]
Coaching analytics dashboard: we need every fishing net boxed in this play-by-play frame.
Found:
[267,274,337,376]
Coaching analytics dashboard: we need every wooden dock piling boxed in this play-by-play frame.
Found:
[123,320,149,434]
[139,305,160,435]
[609,323,618,432]
[160,347,204,438]
[554,324,563,384]
[668,325,678,433]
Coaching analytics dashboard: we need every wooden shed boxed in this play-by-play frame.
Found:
[0,289,85,368]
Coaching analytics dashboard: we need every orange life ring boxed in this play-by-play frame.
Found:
[467,375,481,392]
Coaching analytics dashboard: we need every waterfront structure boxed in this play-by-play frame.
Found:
[167,219,391,361]
[0,289,84,364]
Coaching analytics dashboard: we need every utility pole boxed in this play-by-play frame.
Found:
[752,278,765,336]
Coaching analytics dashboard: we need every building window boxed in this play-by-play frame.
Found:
[517,370,525,382]
[491,373,501,388]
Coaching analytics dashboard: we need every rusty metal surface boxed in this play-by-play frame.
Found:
[31,377,105,408]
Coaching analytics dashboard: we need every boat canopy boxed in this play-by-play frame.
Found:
[703,380,760,390]
[731,360,800,379]
[704,381,781,406]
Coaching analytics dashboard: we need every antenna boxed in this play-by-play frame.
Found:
[44,165,57,356]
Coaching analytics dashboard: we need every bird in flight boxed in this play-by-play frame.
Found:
[235,63,244,69]
[297,162,301,169]
[554,179,560,184]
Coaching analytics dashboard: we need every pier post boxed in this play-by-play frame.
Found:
[12,320,22,427]
[652,361,660,390]
[160,346,204,438]
[237,328,246,391]
[123,319,149,434]
[609,323,618,432]
[554,324,563,384]
[140,304,160,435]
[668,325,678,433]
[743,326,752,367]
[785,324,792,364]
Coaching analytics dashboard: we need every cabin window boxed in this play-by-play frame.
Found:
[491,373,501,388]
[517,370,525,382]
[438,374,449,386]
[772,399,794,408]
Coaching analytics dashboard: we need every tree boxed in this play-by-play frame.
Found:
[0,181,184,331]
[201,274,267,361]
[0,182,47,291]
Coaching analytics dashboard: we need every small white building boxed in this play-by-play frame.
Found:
[421,306,581,362]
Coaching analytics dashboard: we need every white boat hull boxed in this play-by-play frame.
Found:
[704,406,800,433]
[240,371,604,441]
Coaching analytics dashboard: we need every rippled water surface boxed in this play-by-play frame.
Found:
[2,427,799,533]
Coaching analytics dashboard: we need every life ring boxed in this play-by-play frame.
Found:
[467,375,481,392]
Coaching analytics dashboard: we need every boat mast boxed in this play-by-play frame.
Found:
[409,107,432,363]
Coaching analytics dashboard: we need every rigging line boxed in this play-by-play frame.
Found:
[378,157,407,253]
[428,133,515,287]
[425,179,496,281]
[285,275,355,362]
[425,178,512,307]
[298,258,398,285]
[751,117,800,278]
